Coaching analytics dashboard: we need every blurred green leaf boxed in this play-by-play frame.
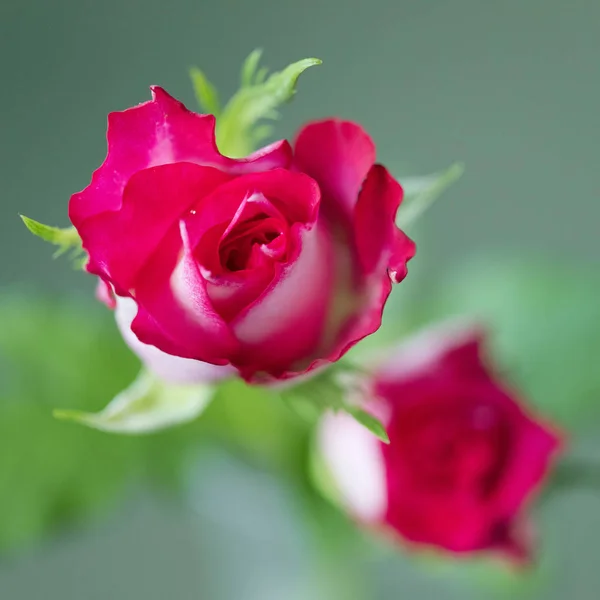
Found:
[198,378,309,472]
[54,370,214,434]
[189,66,221,116]
[0,294,214,553]
[0,294,141,553]
[397,163,464,229]
[217,53,322,157]
[240,48,263,87]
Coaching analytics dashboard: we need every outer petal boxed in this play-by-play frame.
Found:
[130,222,239,365]
[354,165,415,281]
[69,86,292,227]
[373,319,487,397]
[115,297,235,384]
[384,485,493,553]
[79,162,231,292]
[289,167,415,377]
[294,119,375,216]
[95,278,116,309]
[490,396,562,521]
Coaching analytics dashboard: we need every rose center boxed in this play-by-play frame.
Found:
[218,213,284,272]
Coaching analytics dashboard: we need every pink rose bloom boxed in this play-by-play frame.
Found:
[319,322,562,559]
[69,87,414,382]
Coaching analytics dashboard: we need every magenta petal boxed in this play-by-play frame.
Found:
[231,221,334,378]
[204,266,276,323]
[491,404,562,519]
[354,165,415,279]
[196,195,289,321]
[115,297,235,383]
[130,222,238,365]
[69,86,292,227]
[95,278,116,309]
[294,119,376,215]
[185,169,320,247]
[373,321,488,396]
[79,162,231,292]
[309,167,415,368]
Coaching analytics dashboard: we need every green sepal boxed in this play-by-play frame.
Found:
[54,370,214,434]
[277,365,389,443]
[20,215,83,262]
[189,66,221,117]
[240,48,264,88]
[396,162,464,229]
[216,52,322,157]
[346,407,389,444]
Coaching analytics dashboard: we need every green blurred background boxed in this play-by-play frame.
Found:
[1,0,599,598]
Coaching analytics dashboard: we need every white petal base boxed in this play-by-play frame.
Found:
[115,297,235,384]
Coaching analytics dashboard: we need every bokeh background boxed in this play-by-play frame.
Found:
[1,0,599,598]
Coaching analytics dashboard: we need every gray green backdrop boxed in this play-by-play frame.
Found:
[0,0,598,598]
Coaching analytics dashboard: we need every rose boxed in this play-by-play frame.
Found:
[318,322,562,558]
[70,87,415,382]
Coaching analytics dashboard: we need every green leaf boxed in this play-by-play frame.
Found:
[346,407,389,444]
[217,54,322,157]
[20,215,83,260]
[189,66,221,116]
[396,162,464,229]
[54,370,214,434]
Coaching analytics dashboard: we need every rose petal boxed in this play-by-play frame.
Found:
[95,278,116,309]
[385,489,492,552]
[281,166,414,377]
[294,119,376,216]
[130,222,238,365]
[490,397,562,519]
[184,170,320,251]
[354,164,415,280]
[115,296,235,384]
[373,320,487,395]
[319,409,388,523]
[232,221,333,378]
[196,194,290,321]
[69,86,292,228]
[79,162,231,292]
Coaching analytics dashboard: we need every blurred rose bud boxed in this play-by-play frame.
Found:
[318,322,562,559]
[71,87,414,383]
